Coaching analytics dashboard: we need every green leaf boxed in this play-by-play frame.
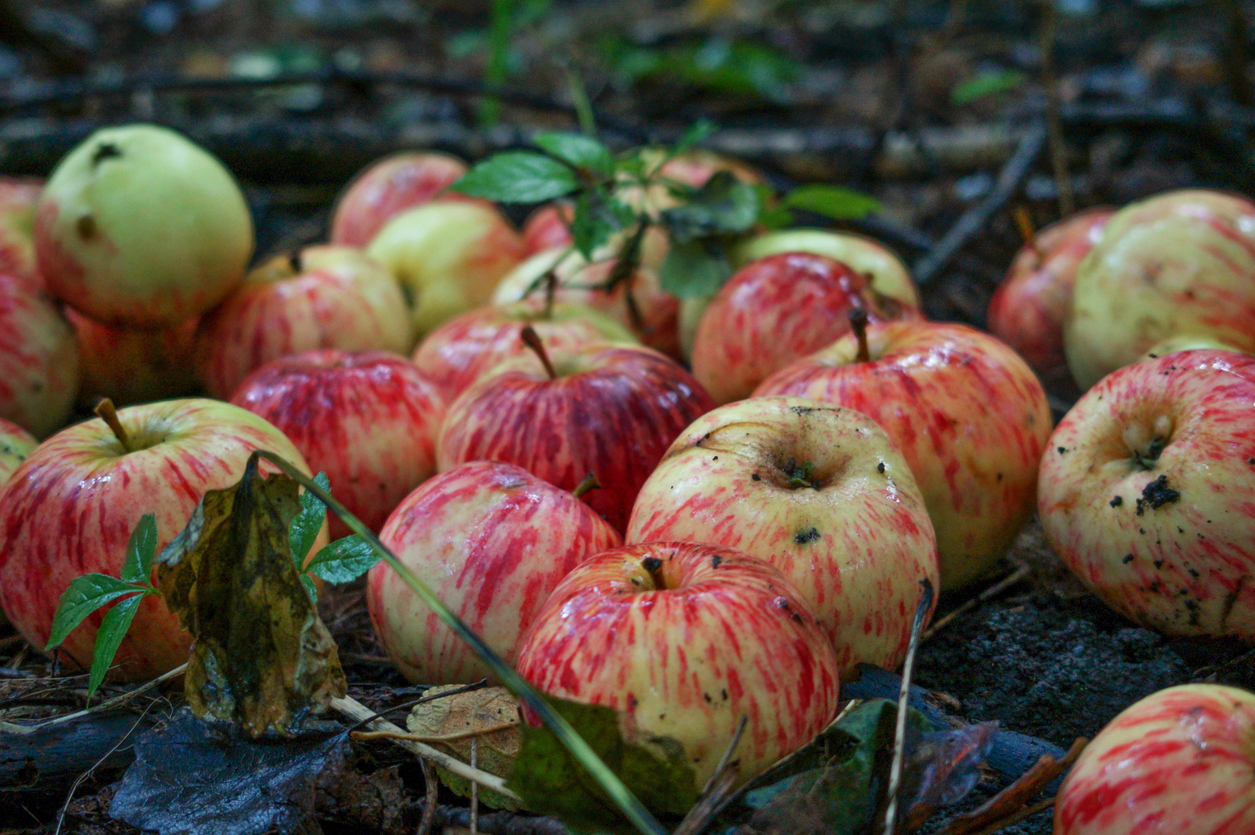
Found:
[671,119,717,158]
[450,152,580,204]
[534,132,615,178]
[87,592,148,698]
[506,696,699,834]
[120,513,158,586]
[289,472,330,569]
[659,171,759,243]
[782,185,881,221]
[659,240,733,298]
[305,534,380,585]
[951,69,1025,105]
[299,573,319,603]
[46,574,150,651]
[571,190,635,259]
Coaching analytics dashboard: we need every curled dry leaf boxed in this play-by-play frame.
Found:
[407,685,523,810]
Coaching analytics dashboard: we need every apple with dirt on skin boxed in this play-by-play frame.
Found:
[35,124,254,327]
[0,273,79,438]
[67,308,200,408]
[1055,683,1255,835]
[514,541,841,793]
[626,395,939,676]
[755,317,1053,589]
[330,151,473,248]
[0,177,45,292]
[196,245,413,399]
[366,461,622,684]
[437,330,714,533]
[1037,350,1255,640]
[0,398,321,681]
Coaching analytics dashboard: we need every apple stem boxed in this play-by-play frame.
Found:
[94,398,133,452]
[544,269,557,321]
[520,325,558,380]
[1013,205,1042,263]
[572,472,601,499]
[848,308,871,363]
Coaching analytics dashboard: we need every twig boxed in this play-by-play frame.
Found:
[1038,0,1074,216]
[923,563,1032,641]
[0,662,186,735]
[913,123,1046,286]
[346,678,488,733]
[418,756,439,835]
[472,737,480,835]
[965,795,1055,835]
[939,737,1086,835]
[52,700,156,835]
[671,715,749,835]
[883,579,936,835]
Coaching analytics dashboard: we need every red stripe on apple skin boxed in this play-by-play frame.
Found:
[437,344,715,533]
[515,542,840,791]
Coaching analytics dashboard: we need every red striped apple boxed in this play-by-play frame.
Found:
[626,395,939,675]
[231,350,446,538]
[411,300,637,403]
[0,274,79,438]
[1142,334,1249,361]
[1038,350,1255,640]
[755,320,1052,589]
[34,124,253,327]
[366,461,621,684]
[196,245,413,399]
[0,398,319,681]
[330,151,471,248]
[0,177,44,293]
[521,203,574,254]
[514,542,841,792]
[692,252,923,404]
[67,308,199,408]
[1066,189,1255,389]
[437,336,714,532]
[0,418,36,484]
[1055,684,1255,835]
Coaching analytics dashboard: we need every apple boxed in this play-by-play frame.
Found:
[329,151,472,248]
[1054,684,1255,835]
[0,418,36,485]
[1066,189,1255,390]
[987,208,1113,379]
[411,300,637,403]
[0,177,45,292]
[625,395,938,675]
[437,334,715,532]
[67,308,200,408]
[691,252,923,404]
[366,200,527,339]
[366,461,621,684]
[755,319,1053,589]
[0,398,320,681]
[514,541,841,793]
[0,274,79,438]
[231,349,446,539]
[195,245,413,399]
[521,202,574,254]
[1037,350,1255,640]
[492,251,682,360]
[34,124,253,327]
[1142,333,1249,361]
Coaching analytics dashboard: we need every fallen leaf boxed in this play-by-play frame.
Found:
[407,685,522,810]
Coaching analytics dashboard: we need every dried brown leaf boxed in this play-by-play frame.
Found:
[407,685,522,809]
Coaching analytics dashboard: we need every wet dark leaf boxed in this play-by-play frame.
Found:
[659,171,759,243]
[659,239,732,298]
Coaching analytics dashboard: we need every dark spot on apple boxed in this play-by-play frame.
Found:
[628,694,638,710]
[877,462,885,474]
[643,557,663,572]
[1135,475,1180,515]
[1154,559,1164,569]
[794,527,821,545]
[1057,447,1067,455]
[751,473,761,481]
[76,214,97,240]
[659,713,665,720]
[1188,568,1200,578]
[92,142,122,167]
[1148,353,1159,358]
[711,555,722,568]
[1148,580,1162,592]
[712,456,718,461]
[1110,496,1123,507]
[1178,527,1185,534]
[1123,554,1134,564]
[703,692,712,703]
[721,689,728,701]
[1248,457,1255,465]
[996,472,1003,481]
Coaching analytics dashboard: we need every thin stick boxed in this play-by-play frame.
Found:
[471,737,480,835]
[353,722,518,744]
[968,795,1055,835]
[923,563,1031,641]
[703,715,747,796]
[3,663,186,735]
[345,678,488,733]
[883,579,935,835]
[1039,0,1074,216]
[52,700,156,835]
[671,715,749,835]
[418,756,439,835]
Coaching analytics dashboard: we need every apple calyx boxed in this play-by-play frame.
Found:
[783,457,818,489]
[640,556,667,589]
[571,471,602,499]
[848,308,871,363]
[94,398,133,453]
[520,325,558,380]
[1123,415,1173,470]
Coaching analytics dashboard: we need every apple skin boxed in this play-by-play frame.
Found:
[0,418,37,485]
[514,541,841,793]
[67,308,200,408]
[1054,684,1255,835]
[521,202,575,254]
[0,274,79,438]
[691,252,923,405]
[34,124,253,327]
[1037,350,1255,640]
[1142,334,1249,361]
[330,151,471,248]
[1066,189,1255,390]
[0,177,45,293]
[437,343,715,533]
[366,461,622,684]
[0,398,321,681]
[755,322,1053,589]
[196,245,413,399]
[987,208,1113,379]
[625,396,938,675]
[366,200,527,339]
[411,301,638,403]
[231,349,446,539]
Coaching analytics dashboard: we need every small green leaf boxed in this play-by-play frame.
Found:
[670,119,717,158]
[451,152,580,204]
[659,171,759,243]
[571,190,635,259]
[782,185,881,221]
[46,574,150,651]
[87,592,148,698]
[120,513,158,586]
[289,472,330,568]
[951,69,1025,105]
[305,534,380,585]
[534,132,615,178]
[659,240,733,298]
[299,573,319,603]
